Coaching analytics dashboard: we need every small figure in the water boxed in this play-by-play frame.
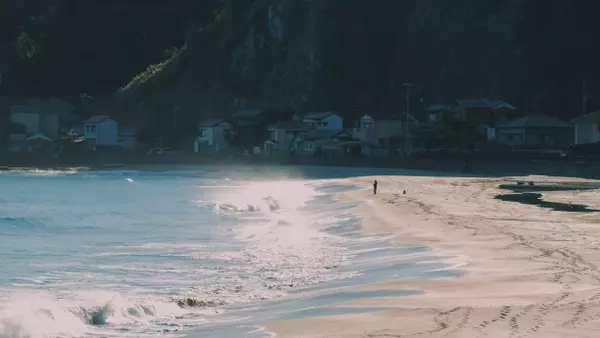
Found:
[403,190,406,195]
[373,180,378,195]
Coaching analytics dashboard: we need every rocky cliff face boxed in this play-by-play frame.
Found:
[118,0,600,128]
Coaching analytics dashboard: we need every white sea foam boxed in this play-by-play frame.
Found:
[0,169,452,337]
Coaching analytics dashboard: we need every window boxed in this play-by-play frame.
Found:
[306,142,314,149]
[269,130,276,140]
[363,122,372,129]
[199,129,207,137]
[85,125,97,133]
[318,121,329,127]
[539,134,552,143]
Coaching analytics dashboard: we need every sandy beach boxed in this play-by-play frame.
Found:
[266,172,600,337]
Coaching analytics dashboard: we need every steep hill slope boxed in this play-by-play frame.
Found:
[113,0,600,129]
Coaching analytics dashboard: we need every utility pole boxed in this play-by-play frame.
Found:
[403,82,413,158]
[582,78,588,116]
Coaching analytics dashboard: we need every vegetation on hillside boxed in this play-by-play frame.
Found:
[4,0,600,139]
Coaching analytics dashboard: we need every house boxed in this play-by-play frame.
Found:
[9,104,60,140]
[194,118,233,152]
[263,120,313,156]
[353,113,421,156]
[66,125,84,140]
[423,104,453,123]
[301,112,343,130]
[83,115,118,147]
[232,109,263,124]
[454,99,517,127]
[572,111,600,145]
[295,130,354,156]
[118,126,138,150]
[494,114,572,146]
[7,132,54,153]
[353,113,408,146]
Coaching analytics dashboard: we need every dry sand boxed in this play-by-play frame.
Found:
[266,172,600,338]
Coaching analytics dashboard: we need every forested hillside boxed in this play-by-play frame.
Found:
[3,0,600,130]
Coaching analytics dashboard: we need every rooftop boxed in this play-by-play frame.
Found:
[83,115,111,124]
[303,129,352,141]
[232,109,262,118]
[302,111,336,120]
[198,118,228,127]
[423,104,452,111]
[361,112,419,122]
[572,111,600,124]
[268,120,314,130]
[456,99,516,110]
[496,115,571,129]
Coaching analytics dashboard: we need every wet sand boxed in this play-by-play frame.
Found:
[266,173,600,337]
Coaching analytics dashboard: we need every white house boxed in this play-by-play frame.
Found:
[302,112,343,131]
[194,118,233,152]
[263,120,313,155]
[83,115,118,147]
[572,112,600,145]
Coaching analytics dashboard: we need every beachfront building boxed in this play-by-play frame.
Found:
[352,113,422,157]
[83,115,118,147]
[453,99,517,126]
[422,104,453,123]
[295,130,354,157]
[572,111,600,145]
[353,113,406,147]
[66,125,84,140]
[301,112,343,131]
[117,126,139,150]
[9,103,60,141]
[494,114,572,146]
[194,118,233,152]
[263,120,314,156]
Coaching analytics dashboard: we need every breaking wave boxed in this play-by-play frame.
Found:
[0,291,210,338]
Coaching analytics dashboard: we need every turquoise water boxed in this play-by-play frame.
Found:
[0,166,456,338]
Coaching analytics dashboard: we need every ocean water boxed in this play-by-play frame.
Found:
[0,166,457,338]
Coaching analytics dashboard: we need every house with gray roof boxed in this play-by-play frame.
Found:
[454,98,517,128]
[83,115,118,148]
[494,114,572,146]
[294,130,354,156]
[194,118,233,152]
[263,120,314,156]
[572,111,600,145]
[301,111,343,131]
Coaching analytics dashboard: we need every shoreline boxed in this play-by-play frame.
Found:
[3,152,600,180]
[265,171,600,337]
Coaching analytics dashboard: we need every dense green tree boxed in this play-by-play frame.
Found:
[0,0,223,97]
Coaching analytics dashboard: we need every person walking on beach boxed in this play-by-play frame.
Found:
[373,180,378,195]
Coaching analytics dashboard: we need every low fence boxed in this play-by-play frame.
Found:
[411,148,600,162]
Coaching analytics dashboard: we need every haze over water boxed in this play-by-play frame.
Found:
[0,166,454,338]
